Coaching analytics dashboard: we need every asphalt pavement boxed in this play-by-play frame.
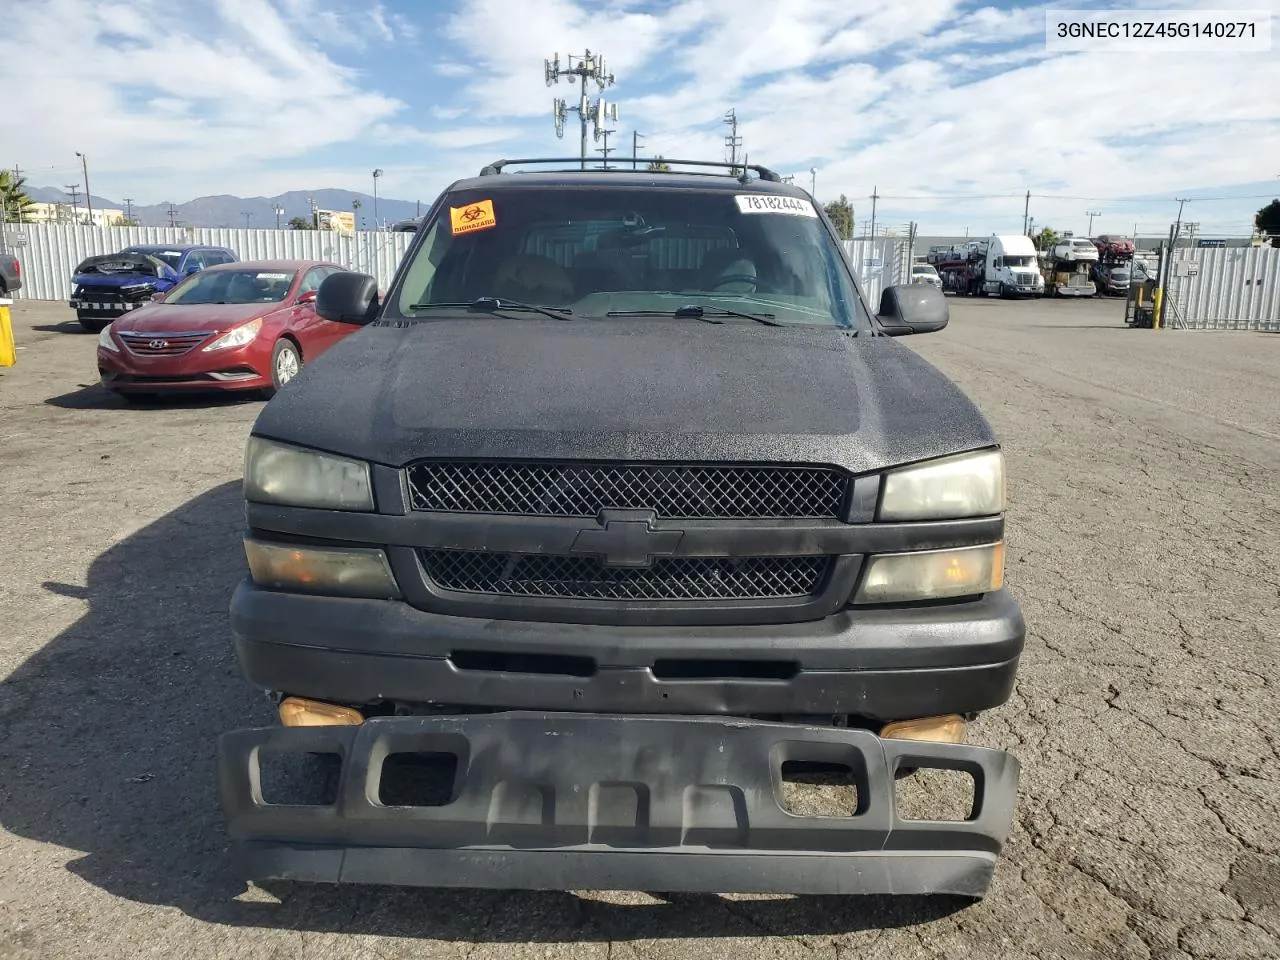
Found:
[1,296,1277,960]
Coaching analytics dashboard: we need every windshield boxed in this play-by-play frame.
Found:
[913,265,938,275]
[125,247,184,269]
[390,185,872,329]
[164,268,296,304]
[1004,256,1035,268]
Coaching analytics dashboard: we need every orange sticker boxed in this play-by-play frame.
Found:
[450,199,497,235]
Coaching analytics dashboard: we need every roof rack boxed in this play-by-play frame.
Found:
[477,157,784,183]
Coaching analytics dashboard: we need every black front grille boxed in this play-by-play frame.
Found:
[420,550,832,601]
[407,462,849,520]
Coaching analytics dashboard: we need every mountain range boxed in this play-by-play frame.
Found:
[25,185,428,229]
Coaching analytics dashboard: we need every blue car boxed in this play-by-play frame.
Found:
[69,244,238,332]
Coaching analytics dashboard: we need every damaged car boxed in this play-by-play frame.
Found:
[69,244,237,332]
[218,157,1026,900]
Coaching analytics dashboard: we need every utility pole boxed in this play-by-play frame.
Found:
[632,131,644,171]
[809,167,817,196]
[546,50,617,170]
[76,152,93,225]
[869,186,879,240]
[372,169,383,227]
[724,109,742,167]
[1185,221,1200,244]
[1022,190,1030,234]
[1086,210,1101,234]
[307,196,318,228]
[122,198,134,221]
[166,204,179,227]
[241,211,253,228]
[597,129,616,169]
[5,165,22,222]
[273,203,284,229]
[65,184,81,223]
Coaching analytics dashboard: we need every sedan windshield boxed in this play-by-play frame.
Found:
[164,268,296,304]
[125,247,184,269]
[391,185,871,329]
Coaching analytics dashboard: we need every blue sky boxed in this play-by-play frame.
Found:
[4,0,1279,237]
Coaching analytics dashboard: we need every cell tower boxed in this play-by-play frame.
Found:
[546,50,619,169]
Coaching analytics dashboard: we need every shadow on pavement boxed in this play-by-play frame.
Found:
[0,482,964,942]
[30,321,89,334]
[44,384,262,411]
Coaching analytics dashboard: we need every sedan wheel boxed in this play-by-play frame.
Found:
[262,338,302,400]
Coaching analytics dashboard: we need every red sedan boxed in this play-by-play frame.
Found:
[97,259,358,402]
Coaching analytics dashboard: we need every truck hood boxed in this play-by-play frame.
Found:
[252,318,997,473]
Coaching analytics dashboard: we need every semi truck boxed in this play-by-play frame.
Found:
[929,235,1045,298]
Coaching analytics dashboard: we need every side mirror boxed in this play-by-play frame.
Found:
[316,271,379,324]
[150,291,166,302]
[876,283,948,336]
[297,289,318,305]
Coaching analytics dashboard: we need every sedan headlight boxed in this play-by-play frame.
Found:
[879,449,1004,521]
[853,542,1004,604]
[203,317,262,352]
[243,436,374,511]
[97,324,119,352]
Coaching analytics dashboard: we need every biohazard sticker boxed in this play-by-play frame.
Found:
[450,199,497,235]
[734,194,818,217]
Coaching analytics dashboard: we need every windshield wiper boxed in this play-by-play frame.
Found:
[407,297,573,322]
[606,303,782,326]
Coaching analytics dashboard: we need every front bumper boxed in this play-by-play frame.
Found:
[98,346,269,393]
[218,712,1020,896]
[230,580,1024,721]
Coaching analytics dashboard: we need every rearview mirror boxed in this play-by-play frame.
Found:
[876,283,948,336]
[316,271,379,324]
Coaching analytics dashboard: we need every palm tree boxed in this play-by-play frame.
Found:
[0,169,35,222]
[646,156,672,173]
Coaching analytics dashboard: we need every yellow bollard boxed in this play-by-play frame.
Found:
[0,298,15,367]
[1151,287,1163,330]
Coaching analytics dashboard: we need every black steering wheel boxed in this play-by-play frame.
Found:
[709,273,759,291]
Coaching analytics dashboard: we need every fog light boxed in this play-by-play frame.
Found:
[244,539,401,599]
[279,696,363,727]
[880,714,967,744]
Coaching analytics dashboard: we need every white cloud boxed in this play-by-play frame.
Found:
[5,0,1280,236]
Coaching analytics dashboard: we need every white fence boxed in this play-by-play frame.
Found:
[0,223,414,301]
[1162,244,1280,331]
[843,238,914,308]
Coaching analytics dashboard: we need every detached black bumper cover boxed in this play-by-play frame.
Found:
[219,712,1020,897]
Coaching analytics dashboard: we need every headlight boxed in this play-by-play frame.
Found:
[243,436,374,510]
[244,539,400,599]
[202,317,262,352]
[852,542,1004,604]
[97,324,119,352]
[879,449,1004,521]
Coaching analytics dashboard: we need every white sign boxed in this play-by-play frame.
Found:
[734,194,818,217]
[865,258,883,268]
[256,272,291,279]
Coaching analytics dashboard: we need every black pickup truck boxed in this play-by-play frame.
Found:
[218,158,1025,899]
